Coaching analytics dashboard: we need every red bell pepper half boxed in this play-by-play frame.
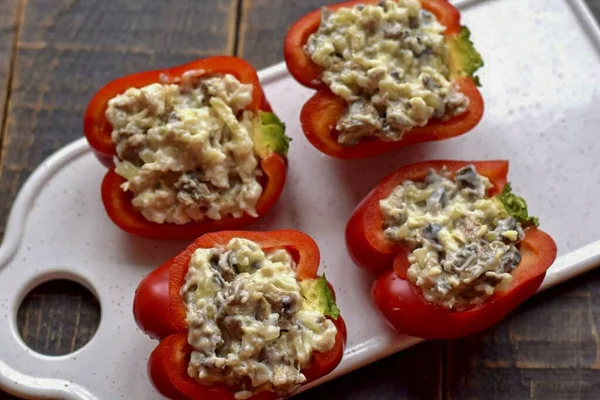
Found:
[83,57,288,240]
[284,0,485,159]
[133,230,347,400]
[345,160,557,339]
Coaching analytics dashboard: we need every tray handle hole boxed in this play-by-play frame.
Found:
[17,279,101,356]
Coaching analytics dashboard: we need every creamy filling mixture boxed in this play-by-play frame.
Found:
[305,0,469,145]
[380,165,524,311]
[106,72,262,224]
[181,238,337,399]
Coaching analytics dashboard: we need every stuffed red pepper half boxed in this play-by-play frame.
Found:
[284,0,484,158]
[84,57,290,240]
[134,230,346,400]
[346,160,557,339]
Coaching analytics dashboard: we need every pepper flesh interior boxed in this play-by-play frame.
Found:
[106,72,263,225]
[180,238,337,399]
[380,165,526,311]
[305,0,469,145]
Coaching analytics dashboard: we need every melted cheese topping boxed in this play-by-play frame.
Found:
[305,0,469,145]
[380,165,524,310]
[181,238,337,399]
[106,72,262,224]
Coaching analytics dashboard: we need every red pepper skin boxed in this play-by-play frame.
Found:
[133,230,347,400]
[345,160,558,339]
[284,0,484,159]
[83,57,287,239]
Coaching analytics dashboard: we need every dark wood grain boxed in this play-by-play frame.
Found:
[16,280,101,356]
[297,341,443,400]
[0,0,19,161]
[590,0,600,17]
[2,0,600,399]
[237,0,339,68]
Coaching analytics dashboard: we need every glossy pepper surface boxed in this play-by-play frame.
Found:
[284,0,484,159]
[84,57,288,240]
[133,230,347,399]
[345,160,557,339]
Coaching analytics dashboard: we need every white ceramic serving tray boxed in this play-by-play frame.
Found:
[2,0,600,398]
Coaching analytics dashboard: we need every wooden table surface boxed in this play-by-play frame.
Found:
[2,0,600,399]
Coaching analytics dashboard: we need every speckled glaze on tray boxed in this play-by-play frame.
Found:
[2,0,600,398]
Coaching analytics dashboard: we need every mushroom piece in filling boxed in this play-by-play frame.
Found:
[105,72,262,224]
[181,238,338,399]
[379,165,526,311]
[305,0,469,145]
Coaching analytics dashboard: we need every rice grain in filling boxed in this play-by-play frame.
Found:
[181,238,337,399]
[379,165,525,311]
[106,72,262,224]
[305,0,469,145]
